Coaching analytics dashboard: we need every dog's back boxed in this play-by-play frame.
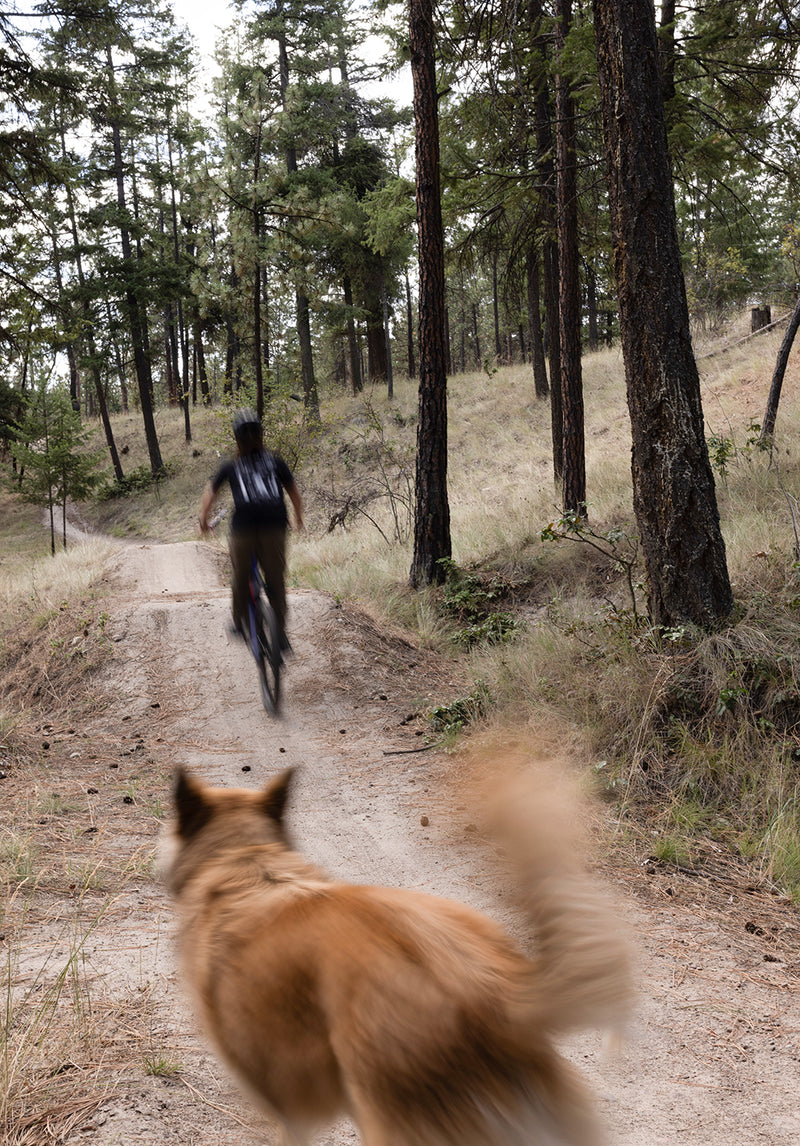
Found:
[164,762,632,1146]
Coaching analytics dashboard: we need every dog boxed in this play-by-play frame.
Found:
[163,761,632,1146]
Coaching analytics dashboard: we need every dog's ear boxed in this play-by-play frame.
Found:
[261,767,294,824]
[174,767,213,839]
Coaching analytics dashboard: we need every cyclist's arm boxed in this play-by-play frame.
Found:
[286,480,304,531]
[198,481,218,533]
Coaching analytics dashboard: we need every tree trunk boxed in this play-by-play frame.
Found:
[343,274,363,393]
[409,0,451,587]
[107,47,163,478]
[405,272,416,378]
[194,320,210,405]
[530,0,562,480]
[252,118,265,420]
[492,256,501,362]
[593,0,732,628]
[658,0,676,110]
[761,297,800,442]
[382,282,394,399]
[60,131,124,482]
[471,302,481,367]
[296,291,320,418]
[586,263,599,352]
[556,0,585,515]
[366,285,389,384]
[526,248,549,398]
[278,25,319,419]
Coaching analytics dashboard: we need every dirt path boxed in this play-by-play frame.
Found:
[49,540,800,1145]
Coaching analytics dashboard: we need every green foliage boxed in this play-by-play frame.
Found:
[204,384,322,475]
[362,176,415,262]
[540,512,642,621]
[525,582,800,893]
[707,420,774,481]
[0,376,25,450]
[429,682,490,740]
[707,432,736,478]
[142,1055,182,1078]
[438,558,522,649]
[13,379,103,551]
[97,465,159,499]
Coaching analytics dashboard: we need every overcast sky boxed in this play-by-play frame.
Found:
[171,0,231,65]
[168,0,412,108]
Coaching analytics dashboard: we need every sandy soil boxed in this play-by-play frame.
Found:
[22,538,800,1145]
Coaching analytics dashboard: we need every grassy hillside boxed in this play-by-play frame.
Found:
[3,310,800,893]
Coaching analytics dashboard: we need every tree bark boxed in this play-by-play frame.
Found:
[556,0,585,515]
[761,296,800,442]
[343,274,363,393]
[529,0,562,479]
[492,256,501,362]
[278,24,319,419]
[107,47,163,478]
[405,271,416,378]
[409,0,451,587]
[593,0,733,628]
[296,290,320,418]
[62,130,125,479]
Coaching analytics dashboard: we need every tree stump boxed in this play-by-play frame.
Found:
[751,306,772,332]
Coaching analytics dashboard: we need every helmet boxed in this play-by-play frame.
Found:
[232,408,260,440]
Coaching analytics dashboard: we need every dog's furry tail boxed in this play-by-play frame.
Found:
[481,751,634,1038]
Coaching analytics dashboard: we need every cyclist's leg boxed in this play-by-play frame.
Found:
[228,528,253,634]
[254,527,288,640]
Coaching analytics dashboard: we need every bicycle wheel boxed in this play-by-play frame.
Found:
[256,596,282,715]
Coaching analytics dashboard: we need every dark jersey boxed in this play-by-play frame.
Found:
[211,450,293,531]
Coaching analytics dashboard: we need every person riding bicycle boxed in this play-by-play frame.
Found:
[199,409,304,651]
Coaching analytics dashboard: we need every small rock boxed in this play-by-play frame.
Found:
[420,815,429,827]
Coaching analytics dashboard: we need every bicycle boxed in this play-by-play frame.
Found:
[205,509,282,717]
[246,551,282,717]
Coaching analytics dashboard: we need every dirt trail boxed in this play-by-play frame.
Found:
[64,540,800,1145]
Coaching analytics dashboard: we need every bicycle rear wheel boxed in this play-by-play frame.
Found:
[256,597,282,715]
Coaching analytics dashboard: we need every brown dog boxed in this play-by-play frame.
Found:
[163,765,632,1146]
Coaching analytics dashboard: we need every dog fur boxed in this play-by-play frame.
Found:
[163,764,632,1146]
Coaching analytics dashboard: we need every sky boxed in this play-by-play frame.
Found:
[168,0,413,106]
[171,0,232,66]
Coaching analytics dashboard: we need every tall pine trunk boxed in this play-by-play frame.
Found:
[60,131,125,483]
[278,26,319,419]
[530,0,562,480]
[556,0,585,515]
[343,275,363,393]
[409,0,451,587]
[526,248,549,398]
[593,0,732,628]
[106,47,163,478]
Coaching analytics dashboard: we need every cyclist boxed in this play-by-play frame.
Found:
[199,409,304,652]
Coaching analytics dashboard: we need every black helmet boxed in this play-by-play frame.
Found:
[232,408,260,440]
